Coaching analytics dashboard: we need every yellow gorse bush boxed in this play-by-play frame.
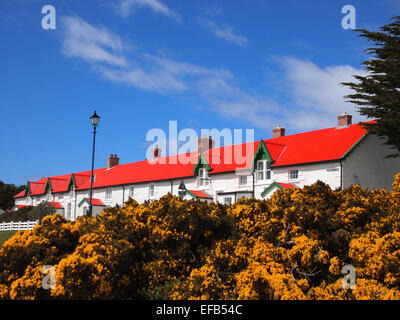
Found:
[1,173,400,300]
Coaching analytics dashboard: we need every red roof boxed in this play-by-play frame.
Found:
[48,202,63,209]
[187,190,212,199]
[15,204,28,209]
[276,183,298,189]
[14,122,370,198]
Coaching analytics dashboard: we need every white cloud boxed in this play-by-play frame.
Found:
[118,0,181,20]
[61,16,127,67]
[60,16,367,134]
[95,65,188,94]
[198,18,248,47]
[278,57,368,129]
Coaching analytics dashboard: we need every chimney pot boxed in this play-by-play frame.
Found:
[152,145,161,160]
[198,135,215,154]
[273,125,285,138]
[337,112,352,127]
[107,154,119,169]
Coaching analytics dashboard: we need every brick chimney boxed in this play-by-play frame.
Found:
[152,144,162,160]
[337,112,352,128]
[272,125,285,138]
[198,135,215,154]
[107,154,119,169]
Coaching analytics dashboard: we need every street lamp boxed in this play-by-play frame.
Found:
[89,110,100,216]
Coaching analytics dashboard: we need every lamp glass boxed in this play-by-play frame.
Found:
[90,111,100,127]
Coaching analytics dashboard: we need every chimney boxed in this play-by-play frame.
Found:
[152,144,162,160]
[337,112,352,127]
[107,154,119,169]
[272,125,285,138]
[198,135,215,154]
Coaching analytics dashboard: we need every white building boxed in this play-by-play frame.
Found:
[13,113,400,220]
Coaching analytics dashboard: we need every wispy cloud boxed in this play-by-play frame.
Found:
[118,0,181,21]
[61,16,127,67]
[197,18,248,47]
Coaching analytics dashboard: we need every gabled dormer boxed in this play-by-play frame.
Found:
[193,153,212,188]
[251,139,273,182]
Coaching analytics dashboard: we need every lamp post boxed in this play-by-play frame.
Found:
[89,110,100,216]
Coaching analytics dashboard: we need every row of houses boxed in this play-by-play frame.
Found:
[13,113,399,221]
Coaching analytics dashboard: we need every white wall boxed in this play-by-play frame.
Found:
[342,134,400,190]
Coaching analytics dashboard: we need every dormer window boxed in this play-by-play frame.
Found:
[256,160,271,182]
[70,186,75,198]
[198,168,209,187]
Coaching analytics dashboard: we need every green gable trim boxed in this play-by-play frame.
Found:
[261,182,284,198]
[185,190,198,199]
[78,198,106,207]
[192,153,212,177]
[67,174,76,191]
[251,140,273,171]
[340,133,368,160]
[24,182,31,196]
[78,198,89,207]
[44,178,52,194]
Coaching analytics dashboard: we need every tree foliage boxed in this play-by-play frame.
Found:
[1,174,400,300]
[342,16,400,157]
[0,181,25,211]
[0,202,56,223]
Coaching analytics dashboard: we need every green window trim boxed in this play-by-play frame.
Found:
[251,140,273,171]
[192,153,212,177]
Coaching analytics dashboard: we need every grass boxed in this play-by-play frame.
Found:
[0,231,17,247]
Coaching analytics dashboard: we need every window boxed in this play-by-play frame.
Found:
[66,203,71,220]
[224,197,232,205]
[256,160,271,182]
[70,186,75,198]
[58,193,63,200]
[239,175,248,186]
[105,188,112,200]
[83,207,88,215]
[129,187,134,198]
[289,170,299,180]
[198,168,209,187]
[149,185,155,198]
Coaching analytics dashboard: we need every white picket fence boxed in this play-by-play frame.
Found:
[0,220,39,231]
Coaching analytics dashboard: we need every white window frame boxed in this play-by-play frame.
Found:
[256,160,271,182]
[289,169,299,181]
[239,175,248,186]
[105,188,113,200]
[70,186,76,199]
[198,168,209,188]
[66,203,71,220]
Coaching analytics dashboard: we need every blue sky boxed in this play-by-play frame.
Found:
[0,0,399,186]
